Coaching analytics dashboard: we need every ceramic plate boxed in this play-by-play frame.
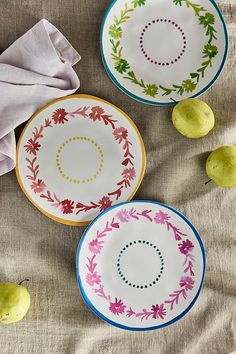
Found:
[16,95,146,226]
[101,0,228,105]
[77,201,206,331]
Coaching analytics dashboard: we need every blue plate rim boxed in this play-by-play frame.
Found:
[76,200,206,331]
[100,0,229,106]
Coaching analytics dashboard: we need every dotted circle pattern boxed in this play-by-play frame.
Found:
[140,19,187,66]
[56,136,104,184]
[117,240,164,289]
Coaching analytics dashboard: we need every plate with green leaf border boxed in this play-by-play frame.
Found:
[101,0,228,106]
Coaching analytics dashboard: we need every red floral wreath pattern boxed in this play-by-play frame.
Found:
[24,106,137,216]
[85,208,196,322]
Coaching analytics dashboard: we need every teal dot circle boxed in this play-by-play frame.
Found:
[117,240,164,289]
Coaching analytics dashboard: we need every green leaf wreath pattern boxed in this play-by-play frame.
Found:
[133,0,146,7]
[108,0,219,99]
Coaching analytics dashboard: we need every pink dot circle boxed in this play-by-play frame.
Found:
[139,18,186,66]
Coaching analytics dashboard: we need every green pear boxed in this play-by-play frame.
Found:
[172,98,215,138]
[206,146,236,188]
[0,281,30,324]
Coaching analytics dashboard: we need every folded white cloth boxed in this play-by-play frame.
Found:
[0,19,80,176]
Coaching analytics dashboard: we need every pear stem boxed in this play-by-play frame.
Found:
[205,179,213,185]
[18,279,30,286]
[170,98,178,103]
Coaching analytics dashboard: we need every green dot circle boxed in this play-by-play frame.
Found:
[117,240,164,289]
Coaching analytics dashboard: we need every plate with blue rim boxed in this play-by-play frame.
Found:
[76,200,206,331]
[101,0,228,106]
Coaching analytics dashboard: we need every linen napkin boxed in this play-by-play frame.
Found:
[0,19,80,176]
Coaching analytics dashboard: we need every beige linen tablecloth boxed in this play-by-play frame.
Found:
[0,1,235,353]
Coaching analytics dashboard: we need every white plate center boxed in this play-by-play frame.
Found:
[140,18,186,65]
[56,136,104,184]
[117,240,164,289]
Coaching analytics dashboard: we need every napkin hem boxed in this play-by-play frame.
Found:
[41,19,81,67]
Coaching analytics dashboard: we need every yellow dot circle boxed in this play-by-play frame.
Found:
[56,136,104,185]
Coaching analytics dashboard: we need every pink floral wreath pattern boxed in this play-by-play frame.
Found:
[85,207,196,322]
[24,106,137,216]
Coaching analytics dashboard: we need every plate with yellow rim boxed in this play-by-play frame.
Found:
[16,94,146,226]
[101,0,228,105]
